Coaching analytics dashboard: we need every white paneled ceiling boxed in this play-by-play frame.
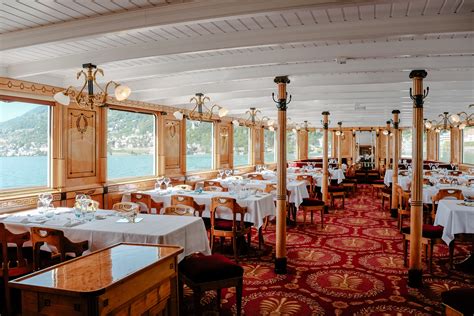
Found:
[1,0,473,127]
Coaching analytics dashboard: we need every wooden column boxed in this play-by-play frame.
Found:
[322,112,330,205]
[390,110,400,218]
[375,129,380,170]
[385,121,391,167]
[408,69,428,287]
[273,76,291,274]
[337,122,342,169]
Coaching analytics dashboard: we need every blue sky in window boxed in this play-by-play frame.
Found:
[0,101,41,122]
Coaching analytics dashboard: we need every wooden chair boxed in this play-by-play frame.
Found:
[395,184,410,231]
[450,170,462,176]
[174,184,194,191]
[247,173,264,180]
[178,253,243,316]
[130,192,163,214]
[381,186,391,210]
[30,227,89,271]
[298,198,325,228]
[163,205,195,216]
[264,184,293,225]
[328,178,345,209]
[112,201,140,213]
[203,186,225,192]
[171,195,206,217]
[1,223,32,316]
[400,189,456,272]
[431,189,464,221]
[203,181,224,189]
[209,197,252,261]
[296,174,315,198]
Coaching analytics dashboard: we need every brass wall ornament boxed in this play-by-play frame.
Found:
[173,93,228,121]
[54,63,131,109]
[238,107,274,127]
[425,112,458,133]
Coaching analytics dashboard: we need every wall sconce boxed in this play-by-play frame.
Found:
[335,121,344,137]
[232,119,240,127]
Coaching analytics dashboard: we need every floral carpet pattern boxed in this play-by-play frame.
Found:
[182,185,474,315]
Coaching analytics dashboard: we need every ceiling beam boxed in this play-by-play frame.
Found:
[0,0,381,51]
[7,14,472,78]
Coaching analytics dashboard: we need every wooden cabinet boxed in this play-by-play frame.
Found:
[10,243,183,316]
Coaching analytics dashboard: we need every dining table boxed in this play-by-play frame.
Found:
[248,168,345,186]
[434,199,474,273]
[124,187,277,229]
[0,207,211,261]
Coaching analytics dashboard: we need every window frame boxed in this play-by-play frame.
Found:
[263,128,276,163]
[232,124,251,167]
[462,126,474,165]
[185,119,215,173]
[437,129,451,163]
[0,95,53,193]
[106,107,157,181]
[308,129,325,158]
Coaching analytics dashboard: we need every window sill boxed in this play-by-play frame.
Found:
[0,187,58,201]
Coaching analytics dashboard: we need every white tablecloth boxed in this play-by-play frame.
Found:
[434,199,474,244]
[1,208,211,261]
[125,189,276,229]
[195,178,309,208]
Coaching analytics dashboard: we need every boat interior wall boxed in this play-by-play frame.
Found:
[0,77,470,214]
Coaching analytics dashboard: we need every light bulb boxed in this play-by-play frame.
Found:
[269,126,275,131]
[232,120,240,126]
[459,123,467,130]
[53,91,71,106]
[336,131,341,136]
[173,111,184,120]
[267,120,274,126]
[114,85,131,101]
[218,107,228,117]
[450,113,460,123]
[383,130,389,135]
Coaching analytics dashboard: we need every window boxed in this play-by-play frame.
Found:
[401,128,427,159]
[287,130,297,161]
[401,129,412,158]
[438,130,451,163]
[0,100,50,190]
[423,131,427,160]
[107,109,155,179]
[186,120,213,172]
[308,130,323,157]
[328,132,333,157]
[233,125,250,166]
[462,126,474,164]
[264,129,276,163]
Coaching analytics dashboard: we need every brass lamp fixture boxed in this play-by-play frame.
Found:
[233,107,273,127]
[383,121,392,136]
[335,121,344,137]
[173,93,228,121]
[425,112,457,133]
[449,105,473,130]
[53,63,131,109]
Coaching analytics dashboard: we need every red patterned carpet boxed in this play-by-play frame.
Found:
[182,185,474,315]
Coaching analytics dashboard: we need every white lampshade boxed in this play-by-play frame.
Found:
[459,123,467,130]
[336,131,341,136]
[218,107,229,117]
[267,120,274,126]
[232,120,240,127]
[450,113,460,123]
[292,128,297,133]
[383,130,389,135]
[269,126,275,131]
[173,111,184,120]
[53,91,71,106]
[114,85,131,101]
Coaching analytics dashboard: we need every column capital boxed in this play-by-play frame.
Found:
[392,110,400,114]
[274,76,290,84]
[409,69,428,79]
[322,111,330,116]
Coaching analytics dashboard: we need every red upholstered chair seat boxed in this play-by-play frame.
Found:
[301,198,325,207]
[179,253,244,283]
[401,224,443,239]
[441,288,474,315]
[214,219,253,231]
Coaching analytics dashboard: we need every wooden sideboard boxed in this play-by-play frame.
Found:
[9,243,183,316]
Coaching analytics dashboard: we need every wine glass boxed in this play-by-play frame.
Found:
[155,177,164,190]
[225,169,232,178]
[164,177,171,189]
[218,169,224,179]
[39,193,53,207]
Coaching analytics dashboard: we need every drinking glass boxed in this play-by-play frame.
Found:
[39,193,53,207]
[45,203,55,219]
[37,200,46,215]
[164,177,171,189]
[225,169,232,178]
[218,169,224,179]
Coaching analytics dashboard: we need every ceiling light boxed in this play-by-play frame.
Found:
[173,111,184,120]
[53,91,71,106]
[114,85,131,101]
[232,120,240,127]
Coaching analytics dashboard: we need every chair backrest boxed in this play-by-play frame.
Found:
[394,184,409,211]
[163,205,195,216]
[174,184,193,191]
[112,202,140,213]
[210,197,246,231]
[423,178,431,185]
[296,175,314,185]
[30,227,88,270]
[346,164,356,177]
[171,195,205,216]
[203,181,223,188]
[247,174,264,180]
[203,186,224,192]
[425,171,432,176]
[1,223,30,272]
[130,193,153,213]
[451,171,462,176]
[433,189,464,202]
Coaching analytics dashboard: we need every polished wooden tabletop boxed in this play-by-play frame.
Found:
[10,243,183,294]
